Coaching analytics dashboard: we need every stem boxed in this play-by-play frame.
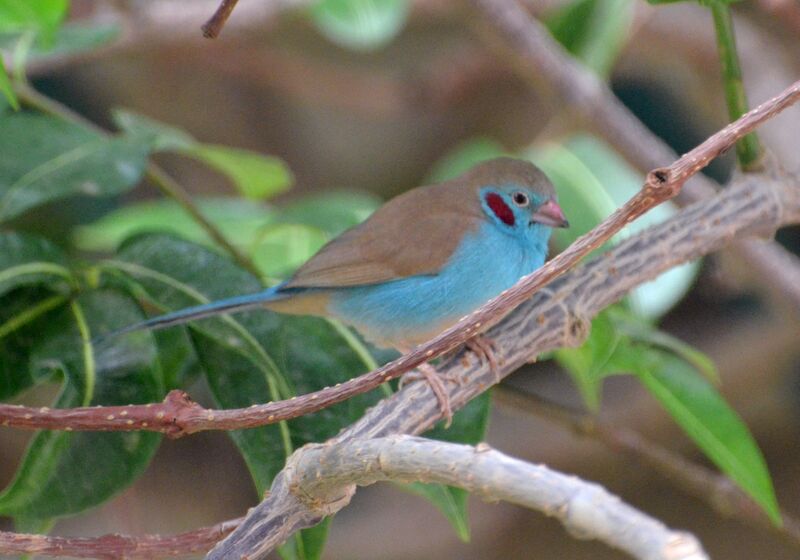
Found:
[12,83,261,278]
[709,1,762,170]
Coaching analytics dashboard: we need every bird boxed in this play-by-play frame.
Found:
[109,157,568,423]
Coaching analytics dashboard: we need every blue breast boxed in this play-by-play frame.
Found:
[326,222,550,348]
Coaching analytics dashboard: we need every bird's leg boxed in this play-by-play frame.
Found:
[466,334,502,383]
[397,347,453,427]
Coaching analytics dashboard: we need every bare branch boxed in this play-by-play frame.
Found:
[201,0,241,38]
[494,387,800,551]
[208,167,798,558]
[210,435,709,560]
[0,518,240,559]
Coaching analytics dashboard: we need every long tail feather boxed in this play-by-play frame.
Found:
[99,287,283,342]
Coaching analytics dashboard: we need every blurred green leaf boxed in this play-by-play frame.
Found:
[554,311,622,410]
[0,0,68,40]
[403,392,492,541]
[0,113,151,222]
[278,191,381,234]
[0,59,18,110]
[427,138,509,183]
[113,109,293,200]
[0,22,120,58]
[0,231,71,296]
[608,307,719,384]
[311,0,408,50]
[279,520,330,560]
[546,0,634,77]
[251,223,329,279]
[0,291,163,519]
[188,145,293,201]
[73,197,272,253]
[112,108,194,152]
[629,348,781,525]
[0,288,66,399]
[74,191,379,281]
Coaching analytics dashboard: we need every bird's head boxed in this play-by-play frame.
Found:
[469,158,569,234]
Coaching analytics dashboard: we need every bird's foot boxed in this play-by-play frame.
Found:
[400,363,453,428]
[466,334,502,383]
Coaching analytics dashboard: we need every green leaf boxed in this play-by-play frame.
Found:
[0,113,151,222]
[0,22,120,58]
[0,0,68,39]
[113,109,294,200]
[0,291,163,519]
[0,288,67,399]
[74,192,379,281]
[545,0,634,77]
[279,520,330,560]
[554,311,622,410]
[278,191,381,234]
[0,59,19,110]
[186,145,293,200]
[427,138,510,183]
[108,234,386,558]
[251,223,329,279]
[0,231,71,296]
[631,349,780,525]
[608,307,719,384]
[311,0,409,50]
[401,392,492,541]
[72,197,272,253]
[112,108,194,152]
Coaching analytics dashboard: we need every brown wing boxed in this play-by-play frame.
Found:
[283,181,484,289]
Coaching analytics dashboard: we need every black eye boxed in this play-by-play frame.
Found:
[512,191,529,207]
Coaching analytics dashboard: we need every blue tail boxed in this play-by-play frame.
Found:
[100,286,285,342]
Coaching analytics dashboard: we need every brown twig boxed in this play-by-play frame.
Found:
[494,387,800,551]
[201,0,242,38]
[2,80,797,439]
[0,518,241,559]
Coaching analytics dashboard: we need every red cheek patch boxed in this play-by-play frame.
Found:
[485,193,515,226]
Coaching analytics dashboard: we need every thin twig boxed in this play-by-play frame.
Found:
[13,83,261,278]
[201,0,241,38]
[1,82,799,436]
[0,518,241,559]
[494,387,800,551]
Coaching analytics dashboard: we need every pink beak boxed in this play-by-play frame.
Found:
[531,199,569,228]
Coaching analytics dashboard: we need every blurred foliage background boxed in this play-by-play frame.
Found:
[1,0,800,558]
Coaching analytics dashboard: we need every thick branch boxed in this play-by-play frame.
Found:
[0,518,240,559]
[208,169,799,558]
[2,81,798,436]
[213,435,709,560]
[494,387,800,550]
